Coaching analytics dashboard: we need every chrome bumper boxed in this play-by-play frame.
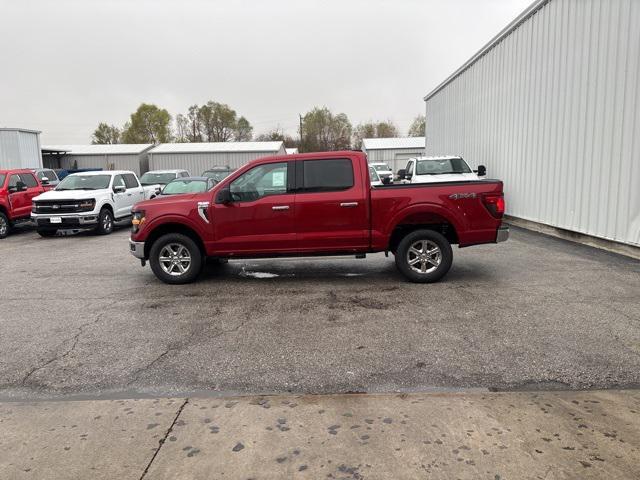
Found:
[496,225,509,243]
[129,238,145,259]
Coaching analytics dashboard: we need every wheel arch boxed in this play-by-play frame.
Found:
[144,223,206,259]
[387,206,460,253]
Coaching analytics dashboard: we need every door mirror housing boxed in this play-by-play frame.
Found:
[41,177,50,186]
[216,186,233,204]
[476,165,487,177]
[381,176,392,185]
[113,185,126,194]
[397,169,406,180]
[16,181,27,192]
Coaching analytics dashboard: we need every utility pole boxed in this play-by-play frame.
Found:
[299,114,303,151]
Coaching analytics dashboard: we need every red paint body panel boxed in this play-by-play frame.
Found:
[131,152,505,257]
[0,169,49,221]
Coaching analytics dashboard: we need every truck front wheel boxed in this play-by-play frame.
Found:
[149,233,203,284]
[96,208,114,235]
[395,229,453,283]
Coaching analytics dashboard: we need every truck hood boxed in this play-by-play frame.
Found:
[413,173,480,183]
[133,192,206,210]
[33,189,107,201]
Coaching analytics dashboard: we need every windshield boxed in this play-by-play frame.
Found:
[56,174,111,190]
[161,179,209,195]
[415,158,472,175]
[368,166,380,182]
[140,172,176,185]
[202,170,231,182]
[373,164,391,172]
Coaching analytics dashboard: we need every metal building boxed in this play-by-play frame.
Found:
[361,137,426,173]
[424,0,640,248]
[147,142,286,175]
[0,128,43,169]
[42,144,154,176]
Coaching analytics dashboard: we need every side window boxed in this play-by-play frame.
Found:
[407,161,414,175]
[230,162,288,202]
[8,174,20,188]
[302,159,354,192]
[123,174,139,189]
[20,173,38,188]
[113,175,126,190]
[180,171,188,177]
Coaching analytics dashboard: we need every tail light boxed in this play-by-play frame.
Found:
[482,193,505,218]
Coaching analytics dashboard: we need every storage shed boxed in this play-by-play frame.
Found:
[361,137,426,173]
[0,128,43,169]
[424,0,640,249]
[42,144,154,176]
[147,142,286,175]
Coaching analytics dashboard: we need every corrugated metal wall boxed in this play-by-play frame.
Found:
[366,148,426,173]
[0,130,42,169]
[148,148,287,175]
[425,0,640,247]
[60,154,145,176]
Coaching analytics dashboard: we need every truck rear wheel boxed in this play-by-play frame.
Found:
[0,212,9,239]
[149,233,203,284]
[395,229,453,283]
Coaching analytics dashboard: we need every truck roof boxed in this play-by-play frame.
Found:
[412,155,463,161]
[0,168,37,175]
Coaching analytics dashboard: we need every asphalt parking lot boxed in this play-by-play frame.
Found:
[1,225,639,401]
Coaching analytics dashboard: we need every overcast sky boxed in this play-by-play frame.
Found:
[1,0,531,144]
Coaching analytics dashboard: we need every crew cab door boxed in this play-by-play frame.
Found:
[123,173,144,208]
[7,174,30,218]
[112,175,130,218]
[294,157,369,252]
[210,161,296,255]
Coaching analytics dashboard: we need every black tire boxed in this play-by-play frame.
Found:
[96,208,114,235]
[149,233,203,284]
[37,229,58,237]
[395,229,453,283]
[0,212,9,239]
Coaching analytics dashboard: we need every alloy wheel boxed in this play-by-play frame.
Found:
[158,243,192,276]
[406,239,442,274]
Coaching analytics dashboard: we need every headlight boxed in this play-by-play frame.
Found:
[132,210,146,233]
[78,199,96,212]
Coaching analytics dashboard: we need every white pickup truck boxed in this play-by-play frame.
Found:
[398,156,486,184]
[31,170,160,237]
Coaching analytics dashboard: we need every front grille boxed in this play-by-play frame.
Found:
[34,200,92,214]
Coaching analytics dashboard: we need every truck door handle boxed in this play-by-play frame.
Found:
[127,193,132,196]
[272,205,290,211]
[340,202,358,208]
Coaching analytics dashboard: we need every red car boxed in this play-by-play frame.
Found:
[129,151,508,284]
[0,169,51,239]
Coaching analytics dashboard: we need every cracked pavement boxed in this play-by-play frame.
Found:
[0,225,639,400]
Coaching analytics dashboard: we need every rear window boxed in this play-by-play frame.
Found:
[302,159,354,192]
[123,174,139,189]
[20,173,38,187]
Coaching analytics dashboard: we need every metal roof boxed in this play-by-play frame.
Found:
[424,0,549,101]
[149,141,285,154]
[362,137,425,150]
[0,127,42,134]
[42,144,154,155]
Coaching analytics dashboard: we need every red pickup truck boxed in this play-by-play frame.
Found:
[0,169,51,239]
[129,151,508,284]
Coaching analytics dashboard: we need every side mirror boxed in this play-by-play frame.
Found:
[8,185,17,194]
[397,169,406,180]
[476,165,486,177]
[16,181,27,192]
[113,185,126,194]
[216,186,232,204]
[41,177,50,186]
[382,176,392,185]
